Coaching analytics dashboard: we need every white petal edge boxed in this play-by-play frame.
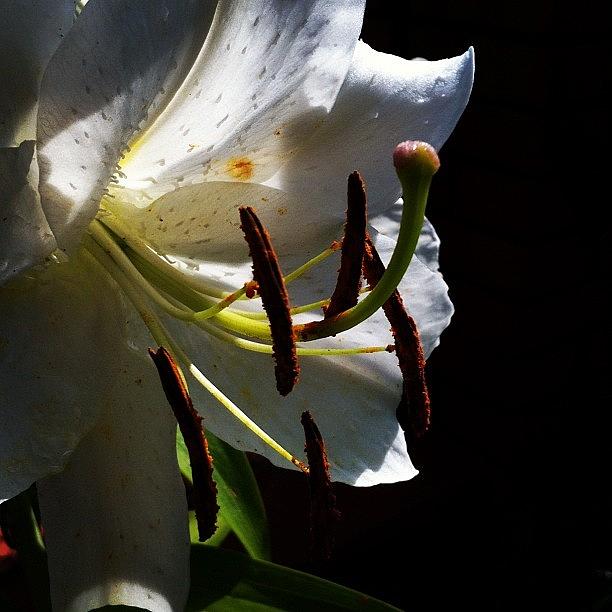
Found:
[37,346,189,611]
[37,0,215,252]
[0,252,127,502]
[0,0,75,147]
[117,0,366,205]
[268,43,475,220]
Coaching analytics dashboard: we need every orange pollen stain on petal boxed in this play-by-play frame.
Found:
[226,156,255,181]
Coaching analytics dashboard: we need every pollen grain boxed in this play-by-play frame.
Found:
[226,156,254,181]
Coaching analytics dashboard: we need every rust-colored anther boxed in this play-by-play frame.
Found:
[325,172,367,319]
[245,280,259,299]
[362,236,431,444]
[301,411,341,562]
[148,347,219,542]
[239,206,299,396]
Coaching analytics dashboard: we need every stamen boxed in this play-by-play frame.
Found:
[196,317,392,356]
[98,206,340,303]
[236,287,371,320]
[282,240,341,285]
[149,346,218,542]
[362,235,431,446]
[128,248,274,341]
[88,220,194,321]
[82,239,308,473]
[301,411,340,561]
[325,172,367,319]
[98,208,229,299]
[239,206,299,396]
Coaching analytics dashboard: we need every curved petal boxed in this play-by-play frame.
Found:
[370,199,442,272]
[109,181,345,293]
[117,0,366,205]
[0,0,75,147]
[0,142,56,285]
[166,313,416,487]
[37,346,189,612]
[0,252,127,502]
[269,42,475,218]
[37,0,215,252]
[153,229,451,486]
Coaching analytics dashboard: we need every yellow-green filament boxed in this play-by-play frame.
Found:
[282,242,340,284]
[83,238,307,473]
[196,318,390,356]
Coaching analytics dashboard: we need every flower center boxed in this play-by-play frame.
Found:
[82,141,439,470]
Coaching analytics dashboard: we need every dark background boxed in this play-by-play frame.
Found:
[250,2,609,611]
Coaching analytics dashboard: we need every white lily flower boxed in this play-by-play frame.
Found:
[1,0,474,609]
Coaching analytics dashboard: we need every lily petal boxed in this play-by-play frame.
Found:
[0,142,56,285]
[269,42,475,218]
[37,0,215,253]
[167,312,416,487]
[0,0,75,147]
[370,199,442,272]
[158,228,450,486]
[0,253,127,502]
[37,346,189,612]
[118,0,366,203]
[109,181,343,292]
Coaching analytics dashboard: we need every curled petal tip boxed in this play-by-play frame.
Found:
[393,141,440,176]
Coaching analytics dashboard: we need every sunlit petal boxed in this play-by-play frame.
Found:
[118,0,366,203]
[37,0,214,252]
[270,43,475,219]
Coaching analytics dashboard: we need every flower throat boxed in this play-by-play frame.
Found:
[83,141,440,472]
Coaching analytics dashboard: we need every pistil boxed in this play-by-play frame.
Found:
[295,141,440,341]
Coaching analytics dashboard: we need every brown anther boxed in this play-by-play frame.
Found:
[325,172,367,319]
[301,411,341,562]
[245,280,259,299]
[362,236,431,451]
[148,347,219,542]
[329,240,343,252]
[239,206,299,396]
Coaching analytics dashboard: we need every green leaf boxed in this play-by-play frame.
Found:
[187,545,401,612]
[189,510,232,546]
[177,429,270,560]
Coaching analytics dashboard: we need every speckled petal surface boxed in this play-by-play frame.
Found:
[37,0,213,252]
